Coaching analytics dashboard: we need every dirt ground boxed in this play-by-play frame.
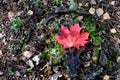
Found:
[0,0,120,80]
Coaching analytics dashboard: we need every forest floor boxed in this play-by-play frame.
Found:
[0,0,120,80]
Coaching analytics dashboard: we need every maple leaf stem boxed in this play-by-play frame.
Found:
[71,48,75,66]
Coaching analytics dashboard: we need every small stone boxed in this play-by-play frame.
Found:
[84,62,91,67]
[78,16,83,21]
[26,60,34,67]
[89,7,95,14]
[22,51,32,58]
[110,28,117,34]
[116,56,120,63]
[0,33,3,39]
[0,71,3,76]
[103,75,110,80]
[27,10,33,15]
[96,8,104,16]
[42,0,47,5]
[85,3,89,7]
[110,1,115,6]
[0,50,2,56]
[32,55,40,65]
[8,11,15,20]
[24,75,27,77]
[78,3,82,7]
[2,38,7,45]
[16,11,23,16]
[91,0,96,4]
[15,71,21,76]
[103,12,110,20]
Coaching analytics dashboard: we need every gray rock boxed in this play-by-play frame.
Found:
[15,71,21,76]
[91,0,97,4]
[26,60,34,68]
[0,33,3,39]
[0,71,3,76]
[96,8,104,16]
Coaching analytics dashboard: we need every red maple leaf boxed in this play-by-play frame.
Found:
[55,23,89,49]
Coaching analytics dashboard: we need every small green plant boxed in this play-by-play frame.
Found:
[0,20,3,25]
[41,37,64,65]
[69,0,77,11]
[54,0,63,5]
[11,17,23,30]
[26,67,33,72]
[31,0,39,6]
[83,16,105,63]
[21,43,28,51]
[8,68,14,76]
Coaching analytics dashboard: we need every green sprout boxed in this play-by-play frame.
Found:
[11,17,23,30]
[21,43,28,51]
[26,67,33,72]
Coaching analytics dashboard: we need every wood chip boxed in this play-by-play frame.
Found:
[103,12,110,20]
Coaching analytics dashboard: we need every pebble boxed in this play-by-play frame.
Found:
[16,11,23,16]
[0,50,2,56]
[103,12,110,20]
[2,38,7,45]
[32,55,40,65]
[89,7,95,14]
[91,0,97,4]
[96,8,104,16]
[78,16,83,21]
[27,10,33,15]
[22,51,32,58]
[103,75,110,80]
[110,28,117,34]
[84,61,91,67]
[116,56,120,63]
[0,33,3,39]
[8,11,15,20]
[110,1,115,6]
[26,60,34,67]
[15,71,21,76]
[0,71,3,76]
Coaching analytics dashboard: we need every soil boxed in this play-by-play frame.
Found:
[0,0,120,80]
